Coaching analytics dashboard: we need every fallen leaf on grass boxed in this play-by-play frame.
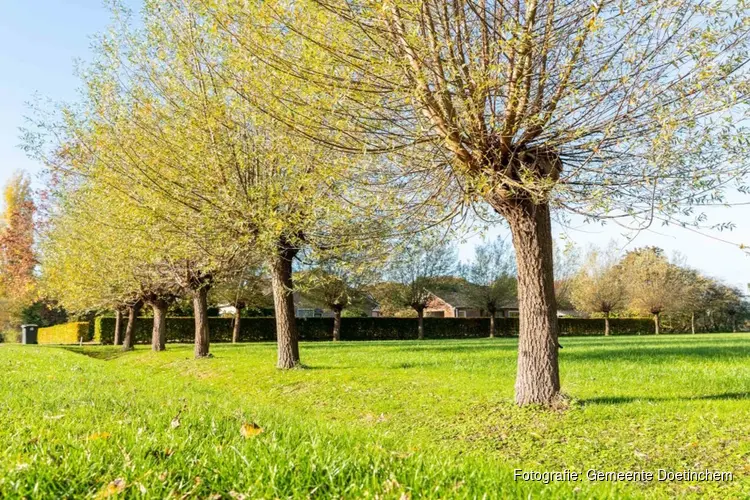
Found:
[87,432,111,441]
[98,478,126,498]
[240,422,263,438]
[44,414,65,420]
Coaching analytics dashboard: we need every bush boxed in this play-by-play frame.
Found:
[92,316,665,345]
[38,322,91,344]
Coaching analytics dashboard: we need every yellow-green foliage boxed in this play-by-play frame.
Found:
[38,322,91,344]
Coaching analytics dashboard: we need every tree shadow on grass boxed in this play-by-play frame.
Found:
[581,392,750,405]
[302,341,519,355]
[61,346,131,361]
[563,344,750,363]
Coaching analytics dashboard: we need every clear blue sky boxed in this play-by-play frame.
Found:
[1,0,749,290]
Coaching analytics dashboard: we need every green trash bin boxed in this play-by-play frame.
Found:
[21,324,38,344]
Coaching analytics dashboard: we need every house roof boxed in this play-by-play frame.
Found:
[426,276,519,310]
[427,289,475,308]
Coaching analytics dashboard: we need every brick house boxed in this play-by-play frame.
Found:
[424,289,519,318]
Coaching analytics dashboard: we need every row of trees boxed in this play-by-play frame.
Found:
[25,0,750,406]
[570,245,748,335]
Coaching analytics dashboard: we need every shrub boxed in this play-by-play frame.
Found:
[38,322,91,344]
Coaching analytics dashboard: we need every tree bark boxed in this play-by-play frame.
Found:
[416,307,425,340]
[497,199,560,406]
[122,302,141,351]
[691,312,696,334]
[151,301,167,351]
[193,287,210,358]
[653,313,660,335]
[232,305,244,343]
[604,311,610,337]
[489,311,496,338]
[271,245,300,369]
[113,309,123,346]
[332,307,342,341]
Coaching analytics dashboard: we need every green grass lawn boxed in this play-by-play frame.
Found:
[1,335,749,499]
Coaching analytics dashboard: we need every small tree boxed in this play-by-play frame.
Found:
[0,172,37,330]
[299,247,382,341]
[388,235,456,339]
[673,268,711,334]
[703,283,748,333]
[621,248,680,334]
[554,242,582,312]
[570,246,624,336]
[461,238,517,337]
[212,267,271,343]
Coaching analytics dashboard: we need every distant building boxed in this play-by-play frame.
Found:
[424,289,519,318]
[294,293,381,318]
[220,292,380,318]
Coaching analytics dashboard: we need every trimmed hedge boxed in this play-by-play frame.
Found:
[558,318,655,336]
[38,322,91,344]
[93,316,659,345]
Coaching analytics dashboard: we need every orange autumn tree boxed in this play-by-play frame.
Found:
[0,172,37,330]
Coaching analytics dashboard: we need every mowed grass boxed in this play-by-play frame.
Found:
[1,335,749,499]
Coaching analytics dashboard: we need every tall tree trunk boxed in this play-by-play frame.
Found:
[691,311,696,334]
[193,287,210,358]
[416,307,424,340]
[151,301,167,351]
[232,305,244,343]
[332,307,342,341]
[653,313,660,335]
[113,309,123,346]
[122,302,141,351]
[498,200,560,406]
[271,245,300,369]
[604,311,610,337]
[489,311,496,338]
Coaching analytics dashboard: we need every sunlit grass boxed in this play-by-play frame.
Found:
[1,334,748,498]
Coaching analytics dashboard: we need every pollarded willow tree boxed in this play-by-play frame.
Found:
[387,233,457,339]
[461,238,517,338]
[570,244,625,336]
[297,247,384,341]
[200,0,750,404]
[621,247,681,334]
[28,1,422,367]
[211,266,271,343]
[39,183,162,350]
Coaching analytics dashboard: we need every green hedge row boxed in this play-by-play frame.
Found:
[38,322,91,344]
[93,316,658,344]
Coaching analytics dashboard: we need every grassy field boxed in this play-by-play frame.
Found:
[1,334,749,499]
